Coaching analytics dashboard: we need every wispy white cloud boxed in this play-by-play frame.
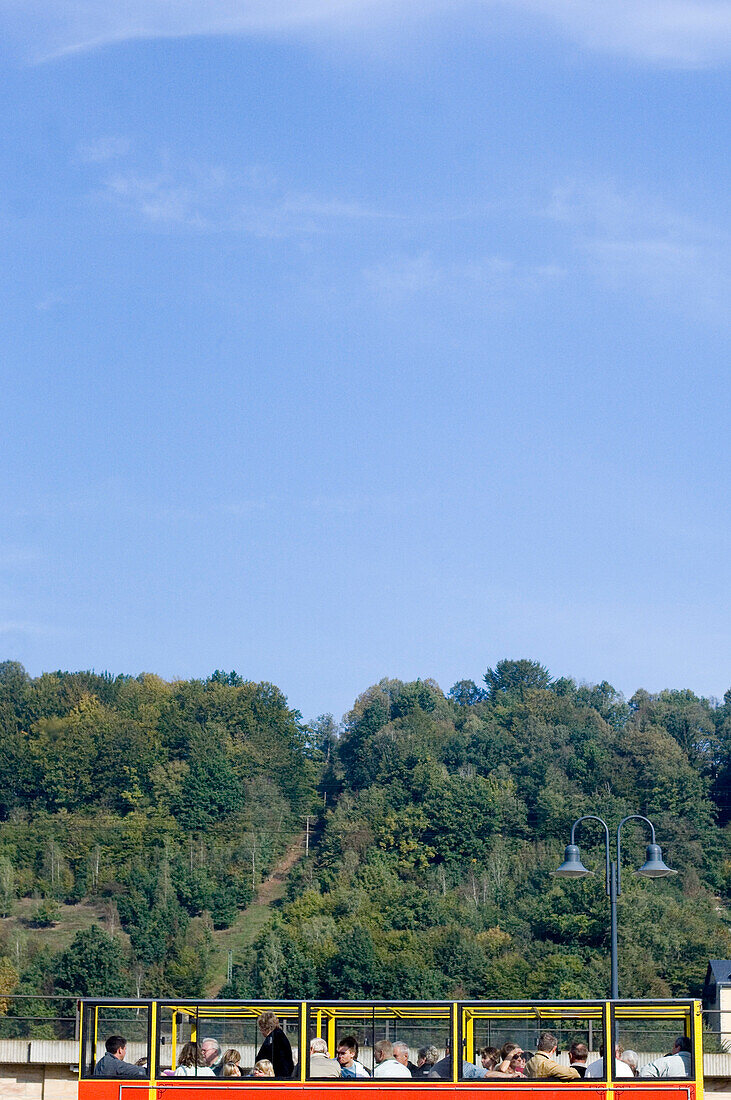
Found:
[96,155,383,237]
[363,250,565,303]
[355,180,729,324]
[2,0,730,66]
[0,619,60,638]
[35,290,73,311]
[85,142,730,323]
[546,179,731,322]
[511,0,731,66]
[78,136,132,163]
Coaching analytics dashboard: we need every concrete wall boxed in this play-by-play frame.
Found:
[0,1063,77,1100]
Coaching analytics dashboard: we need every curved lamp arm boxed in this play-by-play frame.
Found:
[616,814,657,895]
[570,815,611,897]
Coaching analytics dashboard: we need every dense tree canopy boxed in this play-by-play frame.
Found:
[1,658,730,1008]
[0,666,317,1000]
[229,661,731,1001]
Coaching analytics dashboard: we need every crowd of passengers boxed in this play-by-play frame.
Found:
[94,1013,693,1081]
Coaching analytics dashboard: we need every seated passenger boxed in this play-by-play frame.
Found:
[201,1037,224,1076]
[429,1045,487,1079]
[374,1040,411,1078]
[484,1044,523,1079]
[491,1043,523,1076]
[569,1042,589,1078]
[94,1035,147,1078]
[525,1032,580,1081]
[428,1048,451,1079]
[175,1042,215,1077]
[257,1012,295,1078]
[585,1043,633,1079]
[414,1046,440,1077]
[310,1037,342,1078]
[394,1042,414,1076]
[222,1049,242,1077]
[639,1037,691,1078]
[463,1061,490,1079]
[253,1060,276,1077]
[337,1036,370,1077]
[621,1050,639,1077]
[506,1051,527,1076]
[479,1048,501,1073]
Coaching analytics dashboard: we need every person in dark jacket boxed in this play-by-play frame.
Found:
[413,1046,440,1077]
[94,1035,147,1078]
[569,1042,589,1078]
[257,1012,294,1078]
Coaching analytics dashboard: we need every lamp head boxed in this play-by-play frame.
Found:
[636,842,676,878]
[552,843,594,879]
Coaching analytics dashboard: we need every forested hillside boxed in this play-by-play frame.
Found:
[225,662,731,1001]
[0,661,318,1006]
[1,658,731,1016]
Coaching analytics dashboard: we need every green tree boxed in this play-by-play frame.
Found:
[0,956,19,1014]
[448,680,485,706]
[0,856,14,917]
[254,930,288,998]
[176,723,245,829]
[54,926,131,996]
[324,925,381,998]
[483,659,552,700]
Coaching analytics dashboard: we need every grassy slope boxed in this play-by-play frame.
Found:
[0,896,130,956]
[207,831,306,995]
[0,834,307,996]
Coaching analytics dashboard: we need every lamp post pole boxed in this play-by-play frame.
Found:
[553,814,676,1000]
[609,849,619,1001]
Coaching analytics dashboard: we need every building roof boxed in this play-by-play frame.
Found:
[707,960,731,986]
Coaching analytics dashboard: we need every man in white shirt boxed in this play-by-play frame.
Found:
[374,1040,412,1078]
[639,1037,691,1078]
[585,1044,634,1079]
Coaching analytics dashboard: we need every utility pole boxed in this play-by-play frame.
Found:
[227,950,233,984]
[303,815,315,856]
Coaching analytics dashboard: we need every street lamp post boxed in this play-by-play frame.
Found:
[552,814,676,1000]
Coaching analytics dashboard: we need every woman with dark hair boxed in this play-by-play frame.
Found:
[479,1048,501,1073]
[174,1042,214,1077]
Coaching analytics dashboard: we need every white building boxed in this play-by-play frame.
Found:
[704,960,731,1051]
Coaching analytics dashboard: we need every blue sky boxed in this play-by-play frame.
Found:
[1,0,729,722]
